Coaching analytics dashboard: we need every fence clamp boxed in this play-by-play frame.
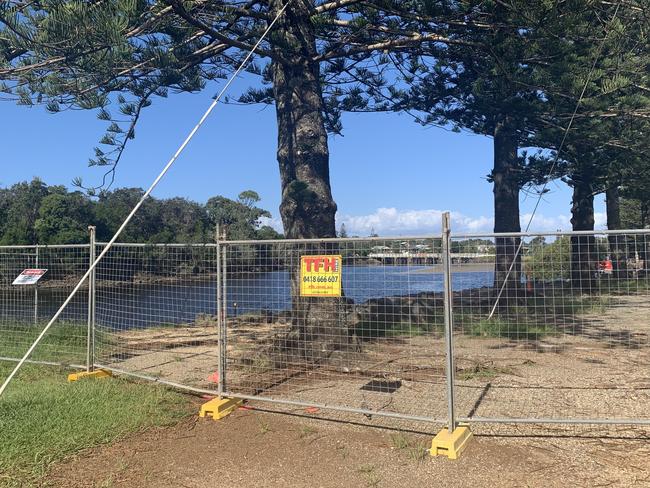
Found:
[68,369,112,382]
[199,397,243,420]
[430,423,473,460]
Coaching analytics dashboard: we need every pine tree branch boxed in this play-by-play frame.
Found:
[165,0,283,62]
[2,47,26,62]
[0,46,109,76]
[358,0,496,30]
[80,89,157,194]
[554,109,650,120]
[0,2,171,76]
[126,5,175,38]
[75,22,236,98]
[193,0,271,22]
[314,0,364,14]
[316,32,476,61]
[324,18,431,38]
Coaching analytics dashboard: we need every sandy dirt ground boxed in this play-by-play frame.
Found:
[42,293,650,487]
[95,294,650,424]
[44,405,650,488]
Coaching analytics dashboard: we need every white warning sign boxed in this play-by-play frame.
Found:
[12,269,48,285]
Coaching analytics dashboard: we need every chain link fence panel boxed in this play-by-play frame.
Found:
[450,230,650,425]
[2,229,648,430]
[220,237,448,423]
[93,243,221,391]
[0,244,89,366]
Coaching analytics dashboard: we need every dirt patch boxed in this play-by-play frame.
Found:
[93,294,650,424]
[38,293,650,487]
[43,406,650,488]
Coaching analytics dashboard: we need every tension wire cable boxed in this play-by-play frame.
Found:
[0,0,292,398]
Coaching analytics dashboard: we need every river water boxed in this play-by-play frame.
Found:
[2,266,494,329]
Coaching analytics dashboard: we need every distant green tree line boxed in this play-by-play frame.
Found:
[0,179,281,245]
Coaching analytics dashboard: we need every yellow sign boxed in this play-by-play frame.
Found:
[300,255,342,297]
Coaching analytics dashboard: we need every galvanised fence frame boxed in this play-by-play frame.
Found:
[0,242,91,370]
[1,218,649,432]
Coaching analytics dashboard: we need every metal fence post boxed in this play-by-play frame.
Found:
[216,226,224,397]
[34,245,39,325]
[220,232,228,396]
[441,212,457,433]
[87,226,96,372]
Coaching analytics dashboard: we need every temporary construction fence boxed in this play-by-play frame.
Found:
[0,244,90,367]
[1,222,650,431]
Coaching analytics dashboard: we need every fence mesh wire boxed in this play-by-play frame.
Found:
[92,238,449,422]
[221,238,448,421]
[451,231,650,424]
[1,231,648,428]
[0,245,89,366]
[93,243,220,389]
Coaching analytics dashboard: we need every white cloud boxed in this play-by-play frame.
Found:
[341,209,609,236]
[258,215,283,232]
[594,212,607,229]
[261,208,608,237]
[340,208,449,235]
[519,213,571,233]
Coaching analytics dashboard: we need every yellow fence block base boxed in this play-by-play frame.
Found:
[430,424,473,460]
[199,397,243,420]
[67,369,112,382]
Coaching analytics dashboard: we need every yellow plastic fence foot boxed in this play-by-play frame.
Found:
[67,369,112,382]
[199,397,243,420]
[430,424,473,460]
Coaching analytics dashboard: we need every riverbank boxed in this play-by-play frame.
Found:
[0,262,494,292]
[411,263,494,273]
[1,265,495,328]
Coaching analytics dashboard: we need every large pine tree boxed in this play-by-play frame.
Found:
[391,0,648,297]
[0,0,456,355]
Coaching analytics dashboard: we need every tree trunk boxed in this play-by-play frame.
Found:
[270,2,351,359]
[606,185,627,278]
[606,185,621,231]
[492,115,522,308]
[641,202,650,277]
[570,169,597,292]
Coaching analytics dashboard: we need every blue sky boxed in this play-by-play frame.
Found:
[1,80,605,236]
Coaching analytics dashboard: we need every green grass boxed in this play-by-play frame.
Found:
[465,316,554,340]
[0,363,193,487]
[598,277,650,295]
[455,290,621,340]
[357,463,382,486]
[353,317,444,339]
[406,442,429,463]
[549,295,614,317]
[388,433,429,465]
[389,432,410,450]
[577,295,613,315]
[298,424,318,439]
[0,322,87,365]
[256,417,271,434]
[457,361,514,381]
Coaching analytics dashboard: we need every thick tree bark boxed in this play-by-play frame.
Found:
[606,185,621,231]
[570,169,597,292]
[272,58,336,239]
[606,185,627,278]
[270,2,350,359]
[492,115,522,307]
